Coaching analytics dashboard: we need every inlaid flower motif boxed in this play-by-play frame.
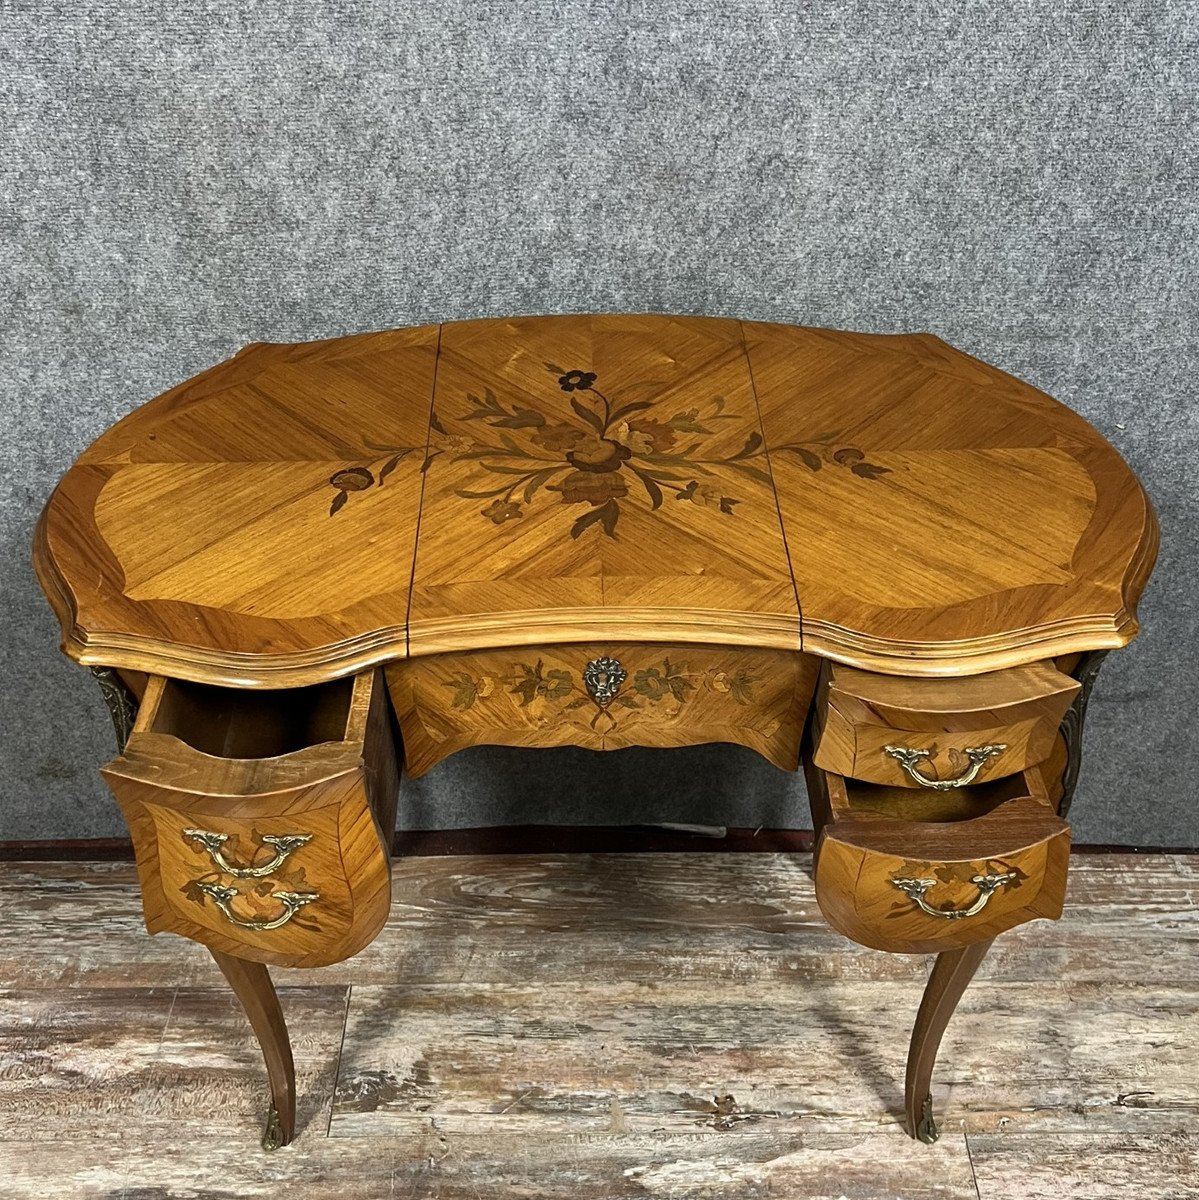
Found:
[707,668,759,704]
[444,365,893,539]
[679,480,726,508]
[534,423,587,451]
[330,467,374,491]
[481,499,524,523]
[327,440,421,516]
[633,659,693,704]
[557,370,597,392]
[328,467,376,515]
[554,470,629,506]
[613,417,676,454]
[565,435,632,473]
[445,672,497,711]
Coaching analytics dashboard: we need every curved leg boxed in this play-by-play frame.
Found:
[904,938,994,1143]
[209,948,296,1150]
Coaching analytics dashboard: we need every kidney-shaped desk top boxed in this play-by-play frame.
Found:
[32,315,1159,1151]
[35,313,1156,685]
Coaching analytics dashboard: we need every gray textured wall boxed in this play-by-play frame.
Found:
[3,2,1195,845]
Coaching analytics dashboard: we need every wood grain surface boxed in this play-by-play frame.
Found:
[1,853,1196,1197]
[33,315,1158,685]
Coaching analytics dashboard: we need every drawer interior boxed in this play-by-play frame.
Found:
[144,677,355,759]
[836,771,1044,824]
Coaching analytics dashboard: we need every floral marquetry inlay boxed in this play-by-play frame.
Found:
[434,363,892,541]
[385,643,822,778]
[442,654,760,731]
[38,314,1157,681]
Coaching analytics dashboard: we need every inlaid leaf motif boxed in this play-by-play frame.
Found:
[508,661,575,706]
[570,498,619,540]
[727,669,759,705]
[446,673,480,711]
[180,878,212,905]
[852,461,892,479]
[667,407,712,433]
[461,389,546,427]
[633,660,694,705]
[277,863,310,890]
[377,451,409,485]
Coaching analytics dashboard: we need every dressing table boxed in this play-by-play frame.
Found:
[32,314,1158,1149]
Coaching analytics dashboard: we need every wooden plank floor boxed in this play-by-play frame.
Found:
[0,852,1196,1198]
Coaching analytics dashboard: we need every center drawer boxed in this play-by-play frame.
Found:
[386,643,820,777]
[813,661,1080,789]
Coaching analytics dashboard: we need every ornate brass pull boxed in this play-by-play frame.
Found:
[183,829,311,878]
[882,744,1007,790]
[196,881,319,930]
[891,872,1016,920]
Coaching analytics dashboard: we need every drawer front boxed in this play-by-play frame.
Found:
[387,643,819,777]
[813,661,1080,789]
[808,765,1070,954]
[127,780,386,966]
[100,668,397,968]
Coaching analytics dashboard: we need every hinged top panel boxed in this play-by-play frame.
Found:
[34,315,1157,685]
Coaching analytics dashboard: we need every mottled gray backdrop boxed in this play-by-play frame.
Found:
[3,2,1196,844]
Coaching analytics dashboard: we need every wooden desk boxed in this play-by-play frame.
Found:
[33,314,1158,1149]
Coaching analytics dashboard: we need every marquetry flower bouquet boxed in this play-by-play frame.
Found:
[327,364,889,530]
[450,365,891,539]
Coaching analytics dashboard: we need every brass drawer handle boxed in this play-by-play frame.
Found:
[196,881,319,930]
[892,871,1017,920]
[183,829,311,878]
[882,744,1006,790]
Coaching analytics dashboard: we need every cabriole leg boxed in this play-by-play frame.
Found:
[209,948,297,1150]
[904,938,994,1143]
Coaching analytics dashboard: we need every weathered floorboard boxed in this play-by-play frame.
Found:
[328,977,1199,1139]
[0,985,347,1142]
[0,852,1196,1198]
[1,853,1196,990]
[0,1130,980,1200]
[968,1132,1199,1200]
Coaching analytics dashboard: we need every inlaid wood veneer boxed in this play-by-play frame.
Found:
[387,643,820,777]
[31,314,1158,1152]
[35,315,1155,683]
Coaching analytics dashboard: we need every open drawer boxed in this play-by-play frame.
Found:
[100,668,399,968]
[812,661,1080,789]
[805,759,1070,954]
